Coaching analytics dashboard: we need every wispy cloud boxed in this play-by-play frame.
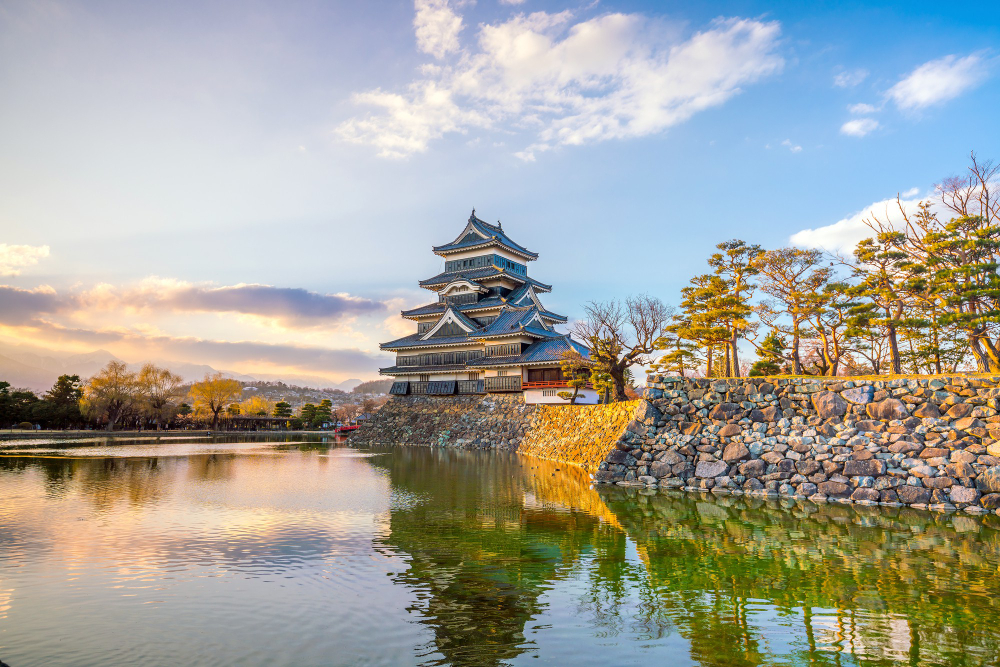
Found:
[78,278,386,326]
[338,2,784,159]
[887,53,990,110]
[0,244,50,276]
[781,139,802,153]
[840,117,879,137]
[847,102,878,114]
[833,68,868,88]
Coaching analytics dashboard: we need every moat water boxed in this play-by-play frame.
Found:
[2,435,999,666]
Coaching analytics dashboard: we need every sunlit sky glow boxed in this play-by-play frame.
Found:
[1,0,998,383]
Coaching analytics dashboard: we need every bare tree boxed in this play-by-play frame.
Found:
[138,363,184,429]
[572,295,672,402]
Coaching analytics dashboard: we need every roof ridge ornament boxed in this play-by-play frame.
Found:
[470,207,476,222]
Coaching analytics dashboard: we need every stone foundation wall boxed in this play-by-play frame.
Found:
[352,395,642,470]
[594,375,1000,515]
[518,400,641,470]
[352,395,535,449]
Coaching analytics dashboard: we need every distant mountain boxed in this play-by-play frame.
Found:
[0,341,374,393]
[0,353,60,391]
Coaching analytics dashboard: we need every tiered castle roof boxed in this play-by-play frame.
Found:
[379,210,583,372]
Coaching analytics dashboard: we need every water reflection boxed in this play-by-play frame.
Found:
[1,441,999,666]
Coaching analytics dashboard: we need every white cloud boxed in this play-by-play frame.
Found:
[414,0,465,59]
[887,54,989,110]
[339,8,784,158]
[0,243,50,276]
[791,193,938,252]
[781,139,801,153]
[848,102,878,114]
[499,0,526,4]
[840,117,879,137]
[833,68,868,88]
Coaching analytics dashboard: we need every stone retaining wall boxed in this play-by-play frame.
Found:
[352,395,642,470]
[352,395,535,449]
[594,376,1000,515]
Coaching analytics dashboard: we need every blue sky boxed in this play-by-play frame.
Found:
[1,0,998,382]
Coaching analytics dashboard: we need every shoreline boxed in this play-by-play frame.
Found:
[0,429,347,442]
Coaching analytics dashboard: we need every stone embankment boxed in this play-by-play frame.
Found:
[594,376,1000,514]
[353,395,641,470]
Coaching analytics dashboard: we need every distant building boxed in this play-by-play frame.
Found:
[379,210,596,404]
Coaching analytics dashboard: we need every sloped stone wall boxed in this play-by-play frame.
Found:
[352,395,535,449]
[352,395,643,470]
[594,375,1000,514]
[518,400,642,470]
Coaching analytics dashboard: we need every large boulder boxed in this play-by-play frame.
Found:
[722,442,750,463]
[976,466,1000,493]
[949,486,980,505]
[718,424,742,438]
[953,417,986,432]
[896,486,932,504]
[739,459,766,477]
[606,449,629,464]
[851,487,880,502]
[912,402,942,418]
[843,459,887,476]
[649,460,672,478]
[867,399,909,421]
[708,403,743,421]
[818,481,851,497]
[749,406,782,423]
[812,391,848,419]
[946,403,974,419]
[695,460,729,478]
[841,386,875,405]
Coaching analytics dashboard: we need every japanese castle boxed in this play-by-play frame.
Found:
[380,210,596,404]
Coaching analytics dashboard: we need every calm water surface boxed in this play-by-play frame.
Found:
[2,435,1000,666]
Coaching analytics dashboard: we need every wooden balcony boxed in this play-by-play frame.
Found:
[457,380,485,394]
[522,381,593,390]
[484,375,522,393]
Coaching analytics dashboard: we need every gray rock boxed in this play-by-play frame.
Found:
[896,485,932,504]
[722,442,750,463]
[695,460,729,478]
[817,481,851,497]
[813,391,848,419]
[841,386,875,405]
[843,459,887,476]
[851,487,880,502]
[912,402,941,418]
[708,403,743,420]
[976,466,1000,493]
[949,486,980,505]
[739,459,766,477]
[867,398,909,420]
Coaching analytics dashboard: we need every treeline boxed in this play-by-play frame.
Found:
[566,153,1000,401]
[1,361,387,431]
[657,152,999,378]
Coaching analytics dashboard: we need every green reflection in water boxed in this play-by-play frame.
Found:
[2,441,1000,667]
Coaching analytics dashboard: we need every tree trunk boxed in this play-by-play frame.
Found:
[610,365,629,402]
[792,329,801,375]
[723,344,731,378]
[887,321,901,375]
[969,328,993,372]
[730,330,741,378]
[706,346,714,379]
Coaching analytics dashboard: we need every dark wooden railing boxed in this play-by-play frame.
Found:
[410,382,430,395]
[397,351,484,367]
[484,376,522,392]
[457,380,484,394]
[439,292,479,305]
